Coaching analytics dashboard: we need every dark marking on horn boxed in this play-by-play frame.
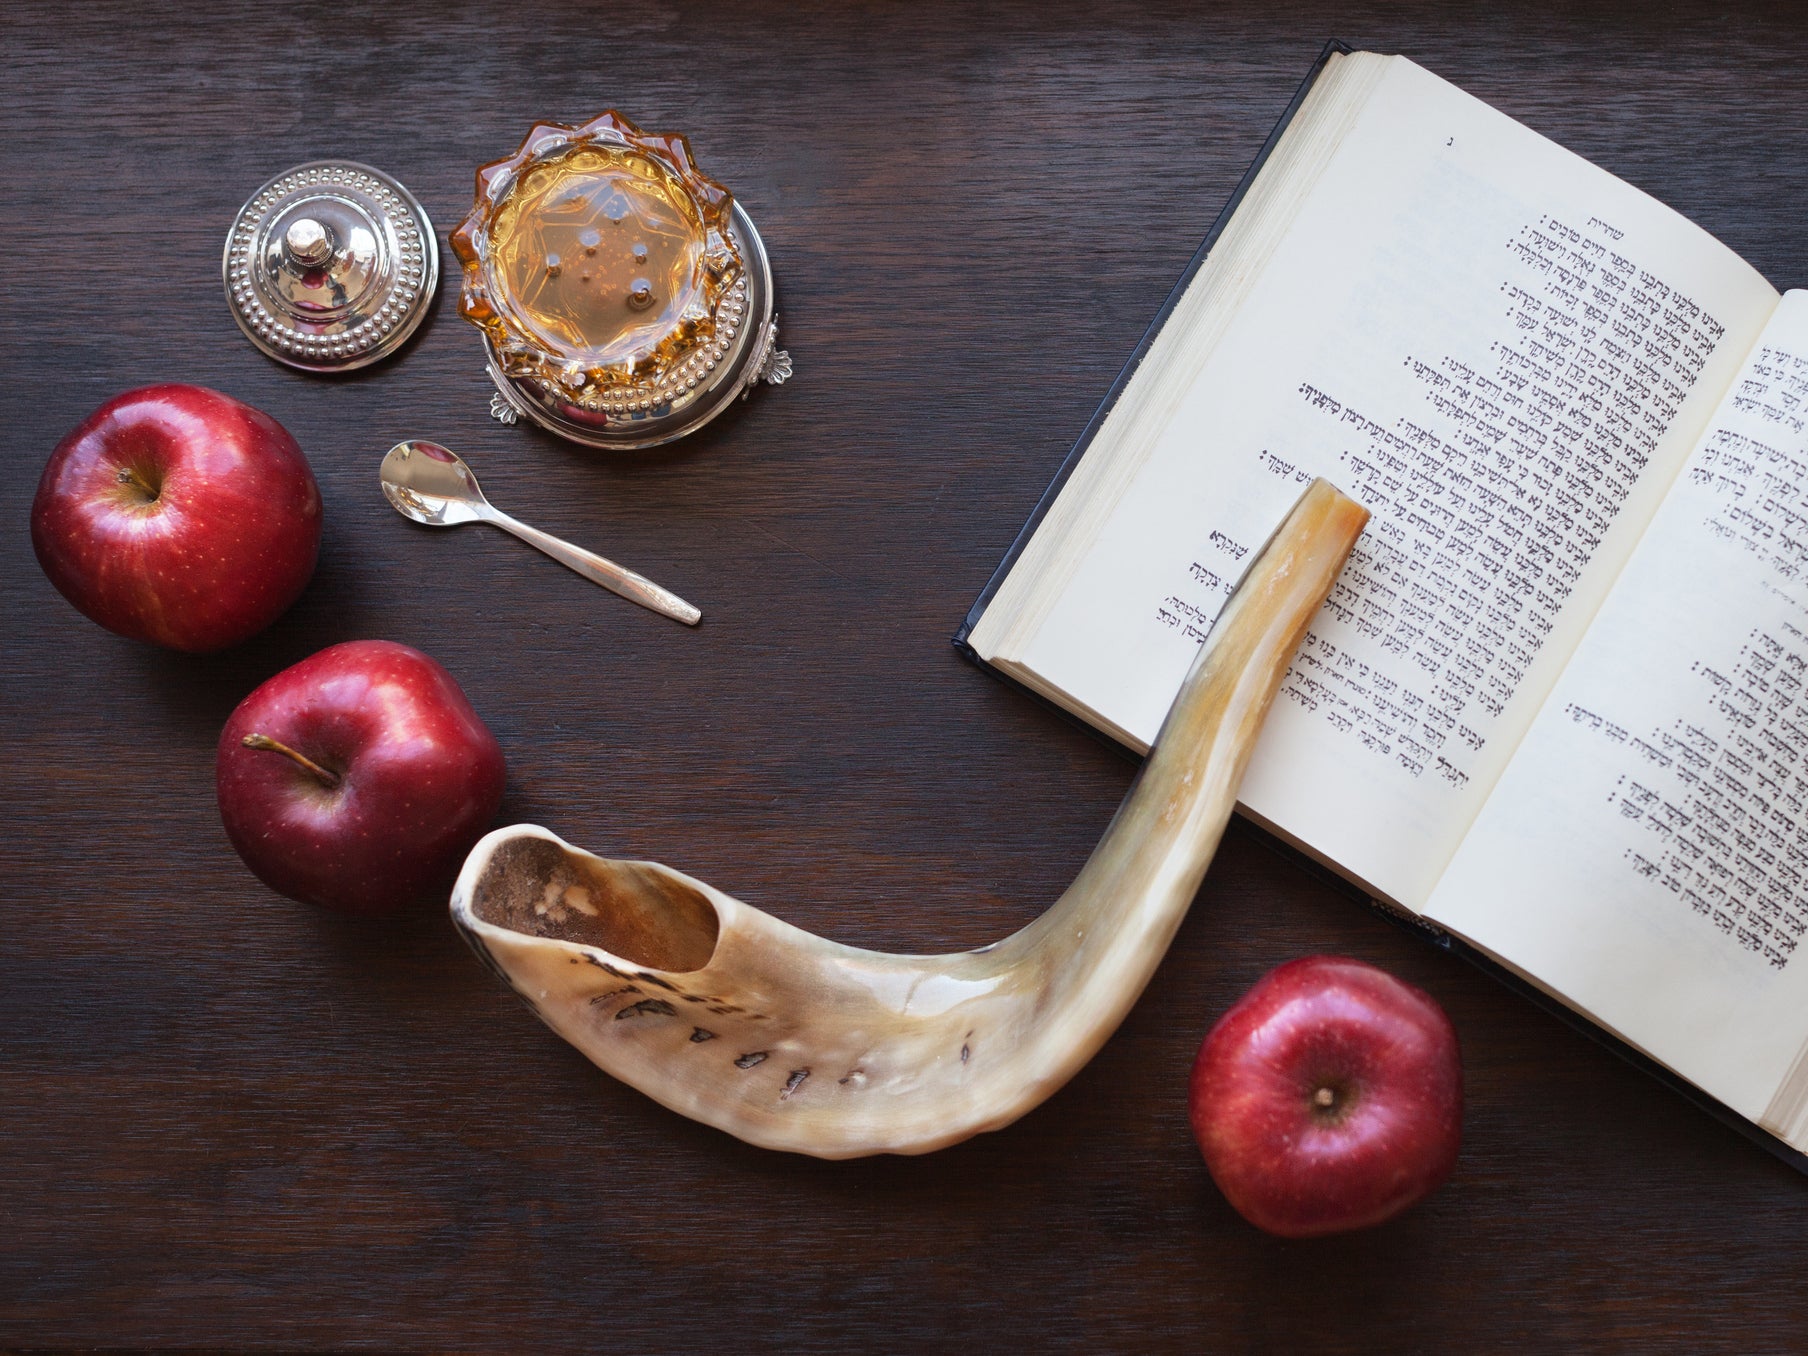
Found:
[589,985,643,1006]
[615,998,677,1020]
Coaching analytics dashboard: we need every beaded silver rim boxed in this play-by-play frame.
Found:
[222,161,438,373]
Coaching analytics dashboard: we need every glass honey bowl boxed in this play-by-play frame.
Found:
[452,111,789,450]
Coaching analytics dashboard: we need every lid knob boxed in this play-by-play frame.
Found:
[283,217,335,268]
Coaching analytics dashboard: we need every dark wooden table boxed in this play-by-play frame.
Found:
[6,1,1806,1348]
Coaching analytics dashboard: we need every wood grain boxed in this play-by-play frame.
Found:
[3,0,1805,1348]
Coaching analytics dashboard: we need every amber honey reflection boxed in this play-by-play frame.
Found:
[488,146,707,374]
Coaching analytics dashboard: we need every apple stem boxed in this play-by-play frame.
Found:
[115,466,157,498]
[241,733,341,789]
[1313,1086,1336,1109]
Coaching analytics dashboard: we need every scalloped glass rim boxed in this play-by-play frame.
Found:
[450,111,744,402]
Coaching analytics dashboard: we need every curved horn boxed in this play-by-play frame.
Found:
[451,480,1367,1157]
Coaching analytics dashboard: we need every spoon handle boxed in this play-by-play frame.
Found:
[485,510,702,626]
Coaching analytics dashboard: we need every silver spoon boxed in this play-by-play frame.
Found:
[380,440,701,626]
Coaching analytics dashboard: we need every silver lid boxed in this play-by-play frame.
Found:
[223,160,438,372]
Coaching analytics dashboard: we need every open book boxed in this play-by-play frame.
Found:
[960,48,1808,1159]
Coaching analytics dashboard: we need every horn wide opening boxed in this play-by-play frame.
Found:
[469,834,721,973]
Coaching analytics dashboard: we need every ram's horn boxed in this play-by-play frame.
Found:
[451,480,1367,1157]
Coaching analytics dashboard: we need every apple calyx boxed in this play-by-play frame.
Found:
[240,733,341,789]
[1309,1080,1356,1125]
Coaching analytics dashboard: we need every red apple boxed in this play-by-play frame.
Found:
[216,641,506,913]
[1189,956,1461,1238]
[31,384,322,652]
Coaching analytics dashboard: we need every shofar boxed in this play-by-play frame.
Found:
[451,480,1368,1157]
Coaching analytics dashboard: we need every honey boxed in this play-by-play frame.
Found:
[488,146,712,373]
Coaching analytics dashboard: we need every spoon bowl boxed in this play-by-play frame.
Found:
[380,441,488,526]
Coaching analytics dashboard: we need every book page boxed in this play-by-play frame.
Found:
[1005,56,1777,907]
[1426,293,1808,1147]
